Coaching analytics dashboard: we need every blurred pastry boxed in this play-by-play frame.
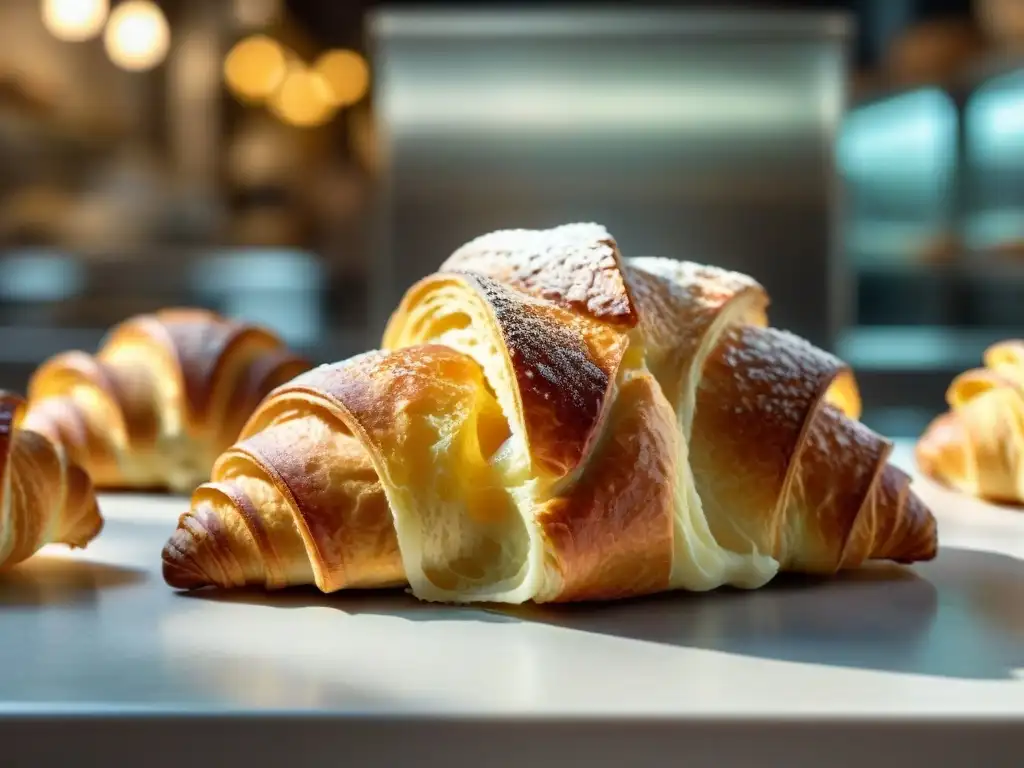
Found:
[0,391,101,571]
[918,340,1024,504]
[23,308,310,494]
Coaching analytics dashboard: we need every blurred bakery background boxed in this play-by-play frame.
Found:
[0,0,1021,438]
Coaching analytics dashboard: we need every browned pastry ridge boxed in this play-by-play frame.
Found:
[22,308,310,494]
[917,340,1024,504]
[163,224,938,603]
[0,391,102,570]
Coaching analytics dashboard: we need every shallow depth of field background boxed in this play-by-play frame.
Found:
[0,0,1022,438]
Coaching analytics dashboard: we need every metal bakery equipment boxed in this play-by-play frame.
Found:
[368,8,851,351]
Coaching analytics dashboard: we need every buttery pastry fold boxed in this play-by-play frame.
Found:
[917,340,1024,503]
[163,224,938,603]
[23,308,310,494]
[0,391,102,570]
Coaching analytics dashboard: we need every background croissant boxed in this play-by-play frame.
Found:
[164,224,937,603]
[0,391,102,571]
[22,308,310,495]
[917,340,1024,504]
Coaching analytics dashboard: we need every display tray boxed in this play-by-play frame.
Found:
[1,441,1022,766]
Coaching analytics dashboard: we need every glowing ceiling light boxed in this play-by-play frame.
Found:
[42,0,109,42]
[314,49,370,107]
[269,66,336,128]
[224,35,289,103]
[103,0,170,72]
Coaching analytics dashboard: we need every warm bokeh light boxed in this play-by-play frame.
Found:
[269,67,336,127]
[103,0,170,72]
[314,49,370,107]
[224,35,289,103]
[42,0,109,42]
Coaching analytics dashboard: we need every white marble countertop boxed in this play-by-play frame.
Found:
[1,441,1022,766]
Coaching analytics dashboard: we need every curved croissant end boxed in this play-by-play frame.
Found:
[164,347,493,597]
[0,392,103,570]
[629,260,936,573]
[25,308,310,494]
[162,409,403,593]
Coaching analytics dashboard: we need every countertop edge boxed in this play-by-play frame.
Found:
[4,716,1023,767]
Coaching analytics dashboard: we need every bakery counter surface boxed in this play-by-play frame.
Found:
[1,441,1022,766]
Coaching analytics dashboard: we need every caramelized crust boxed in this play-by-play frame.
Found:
[536,373,676,602]
[865,465,939,564]
[690,326,847,559]
[225,419,402,591]
[240,346,529,601]
[782,405,893,571]
[631,256,935,571]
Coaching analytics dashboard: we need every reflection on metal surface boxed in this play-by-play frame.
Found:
[0,251,83,301]
[835,325,1020,371]
[371,8,850,350]
[965,69,1024,252]
[191,249,324,348]
[839,88,958,264]
[502,565,943,677]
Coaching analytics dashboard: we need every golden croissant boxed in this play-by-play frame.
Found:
[917,340,1024,504]
[22,308,310,494]
[0,391,103,570]
[163,224,937,603]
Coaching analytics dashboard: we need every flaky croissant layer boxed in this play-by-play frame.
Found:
[23,308,310,494]
[163,224,938,604]
[0,392,103,571]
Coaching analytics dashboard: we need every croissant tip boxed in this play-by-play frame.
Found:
[895,488,940,564]
[80,509,105,547]
[59,499,105,550]
[161,532,213,590]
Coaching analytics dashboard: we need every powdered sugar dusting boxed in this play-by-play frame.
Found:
[630,256,763,305]
[626,257,768,367]
[441,223,637,326]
